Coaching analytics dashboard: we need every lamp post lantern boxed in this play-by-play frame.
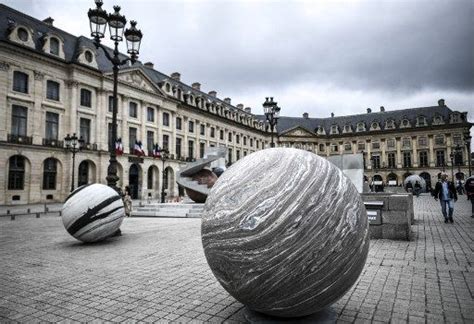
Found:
[88,0,143,194]
[64,133,85,192]
[158,149,169,203]
[262,97,281,148]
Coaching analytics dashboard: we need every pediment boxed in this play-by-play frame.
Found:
[280,126,315,137]
[107,68,164,95]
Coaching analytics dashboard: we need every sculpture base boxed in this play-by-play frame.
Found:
[243,306,336,324]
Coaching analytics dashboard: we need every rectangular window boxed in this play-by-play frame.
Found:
[228,132,232,142]
[147,107,154,122]
[210,127,215,138]
[402,138,411,148]
[453,134,462,145]
[200,124,205,136]
[11,105,27,136]
[200,142,205,158]
[79,118,91,144]
[162,134,169,151]
[46,80,60,101]
[331,144,338,152]
[436,150,445,167]
[250,138,253,147]
[357,142,365,151]
[188,140,194,159]
[188,121,194,133]
[236,150,240,160]
[220,130,224,140]
[176,137,182,158]
[147,131,154,154]
[371,154,381,169]
[344,143,352,151]
[163,112,170,126]
[454,150,463,166]
[8,156,25,190]
[372,142,380,149]
[387,139,396,148]
[243,137,247,146]
[403,152,411,168]
[176,117,182,130]
[435,135,444,145]
[43,159,57,190]
[419,151,429,167]
[129,102,137,118]
[228,148,232,164]
[108,96,114,113]
[236,135,240,144]
[13,71,28,93]
[388,153,396,168]
[80,89,92,107]
[129,127,137,151]
[418,137,428,146]
[45,112,59,140]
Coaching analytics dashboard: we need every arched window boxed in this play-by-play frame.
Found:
[50,37,59,55]
[78,161,89,186]
[147,166,154,190]
[17,27,28,42]
[8,155,25,190]
[43,158,57,190]
[84,50,93,63]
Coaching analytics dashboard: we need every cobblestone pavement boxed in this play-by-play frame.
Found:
[0,195,473,323]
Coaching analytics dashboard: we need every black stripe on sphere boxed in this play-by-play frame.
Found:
[64,183,93,203]
[66,196,122,236]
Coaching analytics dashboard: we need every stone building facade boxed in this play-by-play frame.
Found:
[0,4,471,205]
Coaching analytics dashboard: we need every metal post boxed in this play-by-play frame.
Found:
[71,149,76,192]
[466,141,472,177]
[161,158,166,203]
[106,55,120,193]
[270,123,275,148]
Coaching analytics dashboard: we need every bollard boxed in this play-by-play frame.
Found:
[44,203,49,213]
[11,215,15,220]
[36,213,40,218]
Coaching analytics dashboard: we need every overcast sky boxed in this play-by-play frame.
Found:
[5,0,474,127]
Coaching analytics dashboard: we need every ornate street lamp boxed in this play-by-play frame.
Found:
[158,149,169,203]
[465,134,472,177]
[64,133,85,192]
[88,0,143,193]
[262,97,281,148]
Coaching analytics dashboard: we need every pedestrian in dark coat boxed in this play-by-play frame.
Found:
[432,174,458,223]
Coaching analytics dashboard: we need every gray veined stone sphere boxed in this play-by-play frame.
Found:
[201,148,369,317]
[62,184,125,243]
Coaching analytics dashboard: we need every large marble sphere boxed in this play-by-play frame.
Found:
[201,148,369,317]
[62,184,125,243]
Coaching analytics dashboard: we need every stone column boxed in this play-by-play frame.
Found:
[139,101,146,152]
[428,135,435,167]
[412,136,418,167]
[183,116,189,159]
[32,71,45,145]
[0,61,9,140]
[96,89,106,151]
[66,80,79,137]
[396,137,402,168]
[446,133,452,166]
[366,139,371,169]
[381,139,386,167]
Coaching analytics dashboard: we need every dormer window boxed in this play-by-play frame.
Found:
[385,119,395,129]
[433,115,443,125]
[344,124,351,133]
[330,125,338,134]
[165,83,171,93]
[317,126,325,135]
[84,50,93,63]
[370,122,379,130]
[356,122,365,132]
[50,37,59,55]
[452,113,460,123]
[17,27,28,42]
[417,116,427,126]
[401,119,410,127]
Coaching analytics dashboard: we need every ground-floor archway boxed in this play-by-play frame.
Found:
[387,172,398,186]
[419,172,432,191]
[78,160,96,187]
[129,164,141,199]
[455,172,465,180]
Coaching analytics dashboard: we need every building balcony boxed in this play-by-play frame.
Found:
[7,134,33,145]
[42,138,64,148]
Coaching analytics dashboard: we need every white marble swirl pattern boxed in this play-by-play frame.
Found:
[62,184,125,243]
[201,148,369,317]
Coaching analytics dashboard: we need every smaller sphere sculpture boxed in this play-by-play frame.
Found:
[62,184,125,243]
[202,148,369,317]
[185,169,218,203]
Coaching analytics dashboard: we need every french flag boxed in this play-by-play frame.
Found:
[152,144,161,158]
[134,140,145,156]
[115,138,123,156]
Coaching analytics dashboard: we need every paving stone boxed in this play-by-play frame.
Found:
[1,196,473,323]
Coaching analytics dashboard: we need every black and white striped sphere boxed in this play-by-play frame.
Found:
[202,148,369,317]
[62,184,125,243]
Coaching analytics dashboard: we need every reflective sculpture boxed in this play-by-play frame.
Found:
[202,148,369,317]
[62,184,125,243]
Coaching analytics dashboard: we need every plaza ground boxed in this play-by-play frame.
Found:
[0,195,473,323]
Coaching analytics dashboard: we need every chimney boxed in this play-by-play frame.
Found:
[236,103,244,110]
[170,72,181,81]
[331,112,334,118]
[244,107,252,114]
[224,97,231,104]
[208,90,217,97]
[43,17,54,26]
[380,106,385,112]
[144,62,154,69]
[367,108,372,113]
[192,82,201,90]
[438,98,445,106]
[303,112,309,119]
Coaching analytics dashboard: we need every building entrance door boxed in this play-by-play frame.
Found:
[129,164,140,199]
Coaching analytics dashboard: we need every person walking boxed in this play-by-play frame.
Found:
[433,174,458,223]
[465,177,474,218]
[413,181,421,197]
[123,186,132,217]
